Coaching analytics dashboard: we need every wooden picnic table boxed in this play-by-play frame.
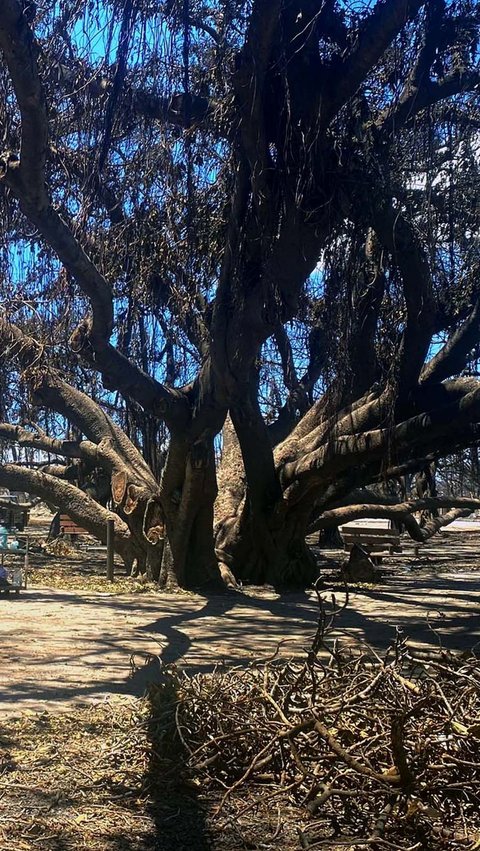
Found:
[340,525,402,562]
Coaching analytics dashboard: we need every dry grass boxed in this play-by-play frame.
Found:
[27,562,163,594]
[0,700,155,851]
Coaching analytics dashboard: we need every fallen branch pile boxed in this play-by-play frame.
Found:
[162,592,480,849]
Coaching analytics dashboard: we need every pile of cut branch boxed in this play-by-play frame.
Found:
[160,592,480,850]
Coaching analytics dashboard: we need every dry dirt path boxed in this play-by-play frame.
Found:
[1,532,480,717]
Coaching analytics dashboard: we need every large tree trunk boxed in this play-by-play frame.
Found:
[215,416,317,588]
[159,435,223,589]
[4,324,480,592]
[1,0,480,594]
[213,379,480,587]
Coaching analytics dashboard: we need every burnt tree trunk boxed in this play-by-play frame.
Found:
[1,0,480,592]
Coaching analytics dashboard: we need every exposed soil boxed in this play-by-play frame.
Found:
[1,519,480,851]
[1,528,479,717]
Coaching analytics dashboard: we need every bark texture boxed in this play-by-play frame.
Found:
[0,1,479,587]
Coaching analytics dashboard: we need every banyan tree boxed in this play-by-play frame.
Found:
[0,0,479,587]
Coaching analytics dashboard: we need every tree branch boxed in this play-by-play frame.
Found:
[421,297,480,385]
[378,70,480,135]
[269,323,327,446]
[283,381,480,506]
[0,0,48,208]
[310,496,480,539]
[0,463,132,553]
[0,422,104,466]
[235,0,282,218]
[371,202,434,395]
[342,230,385,402]
[129,89,215,130]
[323,0,424,122]
[274,324,301,395]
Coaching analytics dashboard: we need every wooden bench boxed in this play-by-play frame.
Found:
[59,514,88,537]
[340,526,401,561]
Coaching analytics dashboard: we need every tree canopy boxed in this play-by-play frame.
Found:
[0,0,479,587]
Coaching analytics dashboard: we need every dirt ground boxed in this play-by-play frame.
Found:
[1,530,479,717]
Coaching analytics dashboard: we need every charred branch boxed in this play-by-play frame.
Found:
[378,69,480,135]
[371,203,434,397]
[0,0,48,208]
[421,298,480,385]
[0,463,132,554]
[0,422,104,466]
[323,1,425,125]
[310,496,480,540]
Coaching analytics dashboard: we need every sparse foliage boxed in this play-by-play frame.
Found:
[0,0,479,586]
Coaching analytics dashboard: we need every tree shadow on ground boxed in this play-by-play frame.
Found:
[1,567,480,714]
[2,569,480,850]
[145,677,214,851]
[136,574,480,672]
